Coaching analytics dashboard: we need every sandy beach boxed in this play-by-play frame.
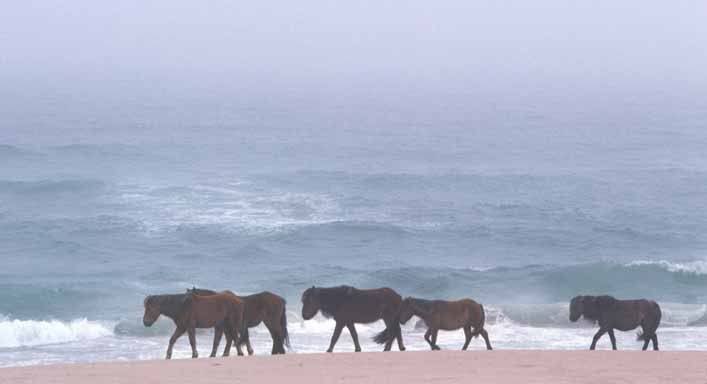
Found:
[1,350,705,384]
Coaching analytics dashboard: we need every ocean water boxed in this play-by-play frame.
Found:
[1,86,707,366]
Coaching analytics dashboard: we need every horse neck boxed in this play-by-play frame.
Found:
[158,294,187,320]
[318,286,350,316]
[409,298,433,318]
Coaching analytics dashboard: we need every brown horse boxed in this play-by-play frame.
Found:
[399,297,492,351]
[143,292,248,359]
[569,295,662,350]
[188,287,290,355]
[301,285,406,352]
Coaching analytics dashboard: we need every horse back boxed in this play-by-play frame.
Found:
[242,291,286,325]
[189,293,244,328]
[335,287,401,323]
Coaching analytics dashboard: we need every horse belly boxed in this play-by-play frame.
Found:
[612,308,641,331]
[438,318,464,331]
[338,306,381,324]
[194,304,228,328]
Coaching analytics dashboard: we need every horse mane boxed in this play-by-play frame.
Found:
[146,293,191,320]
[187,287,218,296]
[317,285,355,318]
[408,297,436,318]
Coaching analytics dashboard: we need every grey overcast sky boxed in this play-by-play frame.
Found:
[1,0,706,89]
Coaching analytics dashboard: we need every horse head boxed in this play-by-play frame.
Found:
[398,297,415,324]
[301,286,320,320]
[143,295,161,326]
[570,295,594,322]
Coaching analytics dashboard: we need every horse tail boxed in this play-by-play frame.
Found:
[281,305,291,349]
[236,303,249,346]
[637,301,662,341]
[373,320,401,345]
[470,303,486,338]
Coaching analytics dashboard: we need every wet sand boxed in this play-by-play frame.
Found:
[1,350,705,384]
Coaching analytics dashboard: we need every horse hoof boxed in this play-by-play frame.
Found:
[400,347,406,352]
[326,349,333,353]
[355,348,361,353]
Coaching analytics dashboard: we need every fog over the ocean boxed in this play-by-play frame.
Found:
[2,1,707,145]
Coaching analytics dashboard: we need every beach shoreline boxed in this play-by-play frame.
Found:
[2,350,705,384]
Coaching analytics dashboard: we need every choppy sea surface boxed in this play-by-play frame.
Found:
[1,87,707,366]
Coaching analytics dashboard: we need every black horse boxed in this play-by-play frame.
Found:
[569,295,661,350]
[301,285,406,352]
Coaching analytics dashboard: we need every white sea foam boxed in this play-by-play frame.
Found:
[118,183,344,233]
[626,260,707,275]
[0,316,112,348]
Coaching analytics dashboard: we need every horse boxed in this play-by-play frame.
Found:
[143,292,248,359]
[188,287,290,355]
[301,285,406,352]
[569,295,662,350]
[398,297,492,351]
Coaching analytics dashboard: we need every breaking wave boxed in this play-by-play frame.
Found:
[0,316,112,348]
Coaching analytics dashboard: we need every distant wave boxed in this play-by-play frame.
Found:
[626,260,707,275]
[0,144,31,158]
[261,261,707,307]
[0,179,105,195]
[0,316,112,348]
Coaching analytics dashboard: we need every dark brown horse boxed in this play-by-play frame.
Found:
[301,285,406,352]
[143,292,248,359]
[399,297,492,350]
[188,287,290,355]
[569,295,662,350]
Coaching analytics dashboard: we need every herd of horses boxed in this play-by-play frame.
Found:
[142,286,662,359]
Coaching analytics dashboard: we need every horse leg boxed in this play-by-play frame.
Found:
[265,319,281,355]
[480,329,493,350]
[608,329,617,350]
[462,326,472,351]
[326,321,344,353]
[590,328,607,350]
[431,328,441,350]
[232,325,244,357]
[639,324,650,350]
[211,326,223,358]
[424,329,434,350]
[266,325,280,355]
[188,327,198,358]
[651,334,659,351]
[382,318,395,351]
[222,327,233,357]
[642,337,650,350]
[346,323,361,352]
[166,327,186,359]
[396,324,406,351]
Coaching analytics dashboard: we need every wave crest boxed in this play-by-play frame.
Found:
[0,317,112,348]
